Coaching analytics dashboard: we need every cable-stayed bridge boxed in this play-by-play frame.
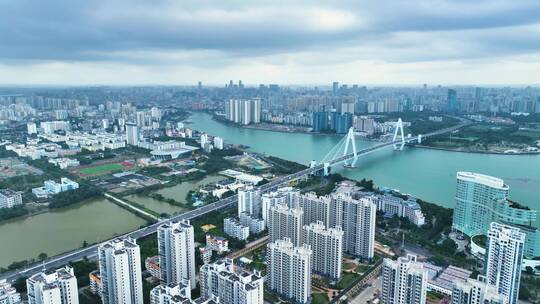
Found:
[0,117,470,282]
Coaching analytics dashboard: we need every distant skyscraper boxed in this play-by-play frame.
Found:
[98,237,143,304]
[382,255,427,304]
[448,89,458,112]
[451,275,505,304]
[27,266,78,304]
[268,204,303,246]
[338,194,376,260]
[27,122,37,135]
[302,221,343,280]
[125,123,139,146]
[332,82,339,94]
[485,222,525,304]
[158,220,196,289]
[267,239,312,304]
[200,259,263,304]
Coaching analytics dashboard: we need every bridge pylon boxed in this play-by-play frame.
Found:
[343,127,358,167]
[393,118,405,150]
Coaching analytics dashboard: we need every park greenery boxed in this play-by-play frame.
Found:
[49,185,103,209]
[0,205,28,221]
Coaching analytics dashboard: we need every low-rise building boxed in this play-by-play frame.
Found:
[0,189,23,209]
[239,212,266,234]
[206,235,229,254]
[88,271,102,295]
[224,218,250,240]
[145,256,160,279]
[32,178,79,198]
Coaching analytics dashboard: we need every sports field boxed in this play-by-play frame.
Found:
[79,163,125,175]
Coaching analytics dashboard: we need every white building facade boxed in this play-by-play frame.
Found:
[267,239,312,304]
[98,237,143,304]
[157,220,197,289]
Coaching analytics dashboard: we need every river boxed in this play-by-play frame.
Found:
[0,197,146,267]
[189,112,540,218]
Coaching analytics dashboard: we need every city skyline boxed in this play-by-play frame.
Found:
[2,1,540,85]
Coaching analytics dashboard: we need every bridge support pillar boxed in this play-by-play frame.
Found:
[393,118,405,150]
[310,160,317,168]
[418,134,422,144]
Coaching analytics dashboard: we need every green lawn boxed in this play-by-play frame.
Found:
[336,272,359,289]
[312,292,329,304]
[80,163,125,175]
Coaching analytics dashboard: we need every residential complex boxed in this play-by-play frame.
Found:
[26,266,78,304]
[267,239,312,304]
[157,220,196,288]
[302,221,343,280]
[98,237,143,304]
[485,222,525,304]
[199,259,264,304]
[267,203,304,246]
[340,195,377,260]
[225,99,262,125]
[382,255,427,304]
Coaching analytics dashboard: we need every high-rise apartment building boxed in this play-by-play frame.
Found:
[302,221,343,280]
[157,220,196,289]
[268,204,304,246]
[200,259,263,304]
[261,187,299,224]
[267,239,312,304]
[98,237,143,304]
[382,255,427,304]
[297,192,333,227]
[452,172,538,257]
[224,99,261,125]
[337,194,376,260]
[0,279,21,304]
[451,275,506,304]
[27,266,78,304]
[485,222,525,304]
[149,280,191,304]
[125,123,139,146]
[238,187,261,217]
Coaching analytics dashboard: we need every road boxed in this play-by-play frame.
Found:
[0,120,469,283]
[350,275,382,304]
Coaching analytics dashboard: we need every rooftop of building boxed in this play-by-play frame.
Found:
[457,171,508,190]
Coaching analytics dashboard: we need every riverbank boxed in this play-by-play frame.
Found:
[412,143,540,155]
[208,112,540,155]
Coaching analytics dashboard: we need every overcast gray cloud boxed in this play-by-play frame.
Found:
[1,0,540,85]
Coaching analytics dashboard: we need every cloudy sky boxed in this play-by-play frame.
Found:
[1,0,540,86]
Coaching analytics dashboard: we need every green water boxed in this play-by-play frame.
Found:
[0,197,146,267]
[125,175,224,214]
[189,112,540,215]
